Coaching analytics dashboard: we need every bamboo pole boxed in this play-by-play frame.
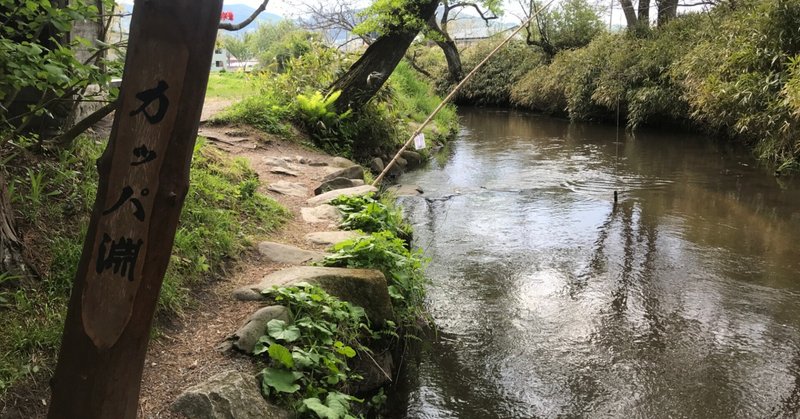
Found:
[372,0,558,186]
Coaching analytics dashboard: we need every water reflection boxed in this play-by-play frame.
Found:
[392,108,800,418]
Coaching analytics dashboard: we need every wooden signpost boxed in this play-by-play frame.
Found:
[48,0,222,417]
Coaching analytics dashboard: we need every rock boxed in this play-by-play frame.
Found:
[322,165,364,182]
[386,184,423,196]
[395,156,408,169]
[171,370,291,419]
[351,351,394,394]
[263,157,287,167]
[370,157,384,173]
[269,166,299,177]
[268,181,307,197]
[307,185,377,206]
[331,156,356,168]
[313,177,358,195]
[296,155,308,164]
[236,266,394,324]
[400,150,422,168]
[258,242,328,265]
[300,205,342,225]
[307,160,328,167]
[351,179,365,186]
[305,231,364,247]
[233,288,263,301]
[227,306,291,354]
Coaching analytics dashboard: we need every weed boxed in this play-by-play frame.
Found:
[320,232,428,330]
[257,284,371,418]
[330,193,412,240]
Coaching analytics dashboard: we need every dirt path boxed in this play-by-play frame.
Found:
[136,108,350,417]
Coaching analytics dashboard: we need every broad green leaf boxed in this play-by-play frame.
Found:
[267,319,301,342]
[260,367,302,394]
[268,343,294,368]
[334,341,356,358]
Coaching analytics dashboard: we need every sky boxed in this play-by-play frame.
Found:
[118,0,708,29]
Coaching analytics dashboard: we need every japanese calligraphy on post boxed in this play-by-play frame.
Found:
[81,43,188,350]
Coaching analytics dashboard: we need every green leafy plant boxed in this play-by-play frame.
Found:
[320,232,428,329]
[256,284,372,418]
[330,193,412,240]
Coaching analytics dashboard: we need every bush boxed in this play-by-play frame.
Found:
[217,40,458,160]
[330,193,412,240]
[450,40,542,106]
[674,0,800,163]
[256,284,373,417]
[321,231,427,329]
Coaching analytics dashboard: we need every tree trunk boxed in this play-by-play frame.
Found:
[427,17,463,81]
[637,0,650,26]
[657,0,679,26]
[330,0,439,113]
[0,173,27,281]
[618,0,639,29]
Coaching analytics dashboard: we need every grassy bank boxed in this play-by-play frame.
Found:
[0,137,289,394]
[214,33,458,161]
[419,0,800,172]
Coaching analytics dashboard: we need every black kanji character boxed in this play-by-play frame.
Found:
[129,80,169,124]
[103,186,149,221]
[95,233,144,281]
[131,145,157,166]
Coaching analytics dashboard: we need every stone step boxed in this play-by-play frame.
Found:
[267,180,307,197]
[233,266,394,325]
[257,241,328,265]
[300,205,341,225]
[305,231,364,247]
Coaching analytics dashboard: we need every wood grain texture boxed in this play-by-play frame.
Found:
[48,0,223,417]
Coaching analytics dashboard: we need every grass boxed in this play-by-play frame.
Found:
[0,136,289,394]
[206,71,255,100]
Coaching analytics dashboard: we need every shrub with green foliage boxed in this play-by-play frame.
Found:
[321,232,428,329]
[256,284,375,418]
[507,1,800,169]
[330,193,412,240]
[450,39,542,106]
[217,32,457,160]
[674,0,800,166]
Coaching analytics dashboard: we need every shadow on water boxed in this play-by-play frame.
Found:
[388,108,800,418]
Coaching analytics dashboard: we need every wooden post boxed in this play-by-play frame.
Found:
[48,0,222,417]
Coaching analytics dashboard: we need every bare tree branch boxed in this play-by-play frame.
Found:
[448,2,500,24]
[218,0,270,31]
[299,0,373,46]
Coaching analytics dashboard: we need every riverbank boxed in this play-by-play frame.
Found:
[420,0,800,172]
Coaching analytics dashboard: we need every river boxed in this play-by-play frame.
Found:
[390,108,800,418]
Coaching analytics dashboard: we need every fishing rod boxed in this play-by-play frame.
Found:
[372,0,559,186]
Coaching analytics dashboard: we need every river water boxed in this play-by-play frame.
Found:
[391,108,800,418]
